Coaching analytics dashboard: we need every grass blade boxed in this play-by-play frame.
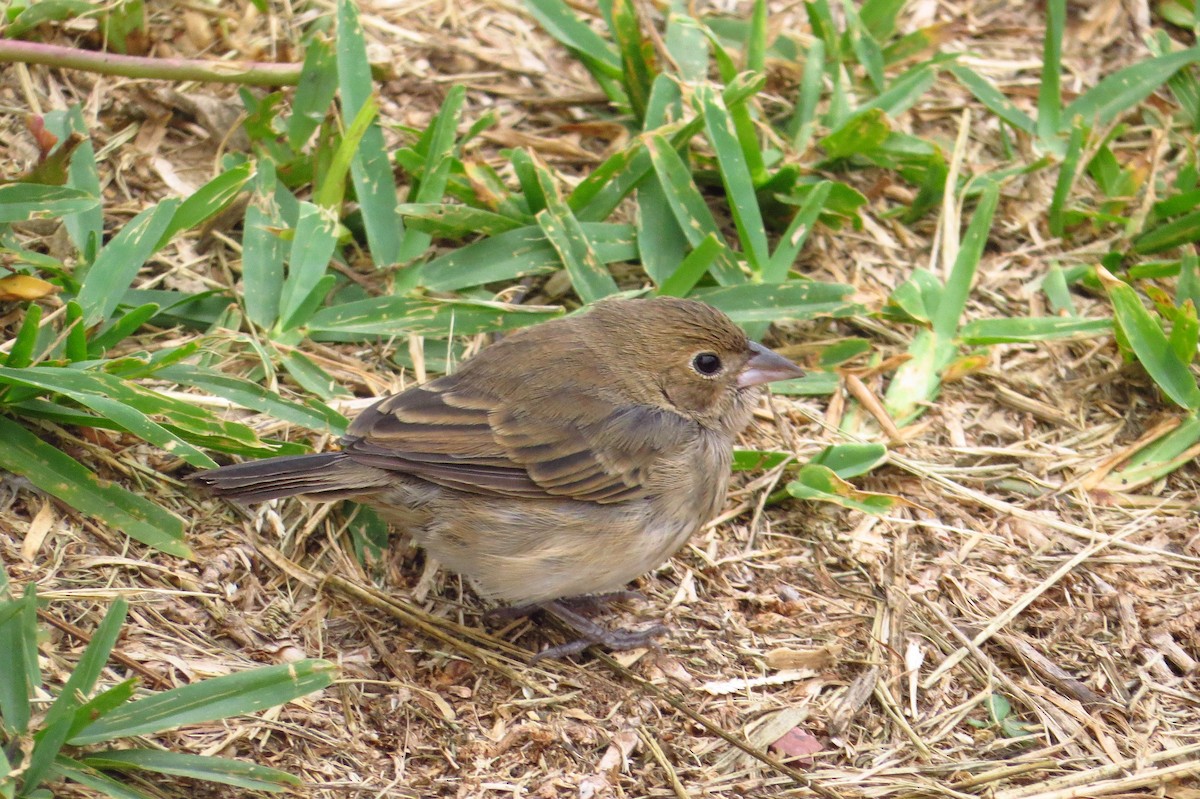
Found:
[75,200,178,327]
[664,4,708,82]
[947,63,1035,135]
[242,200,287,329]
[337,0,401,266]
[156,364,346,433]
[809,442,888,478]
[397,85,466,265]
[768,181,832,280]
[421,223,636,292]
[24,599,131,790]
[1037,0,1064,146]
[883,328,950,423]
[787,465,906,514]
[0,416,189,557]
[697,85,769,275]
[570,76,764,220]
[860,0,905,40]
[611,0,654,121]
[1097,266,1200,410]
[52,757,157,799]
[83,750,300,792]
[691,280,861,322]
[50,106,105,258]
[533,155,620,303]
[397,202,524,238]
[1049,120,1085,237]
[789,40,826,152]
[959,316,1111,344]
[0,372,216,467]
[306,296,562,339]
[656,233,723,297]
[645,134,744,285]
[0,183,98,224]
[2,302,42,369]
[156,162,255,249]
[1042,263,1077,315]
[0,582,36,735]
[932,182,1000,340]
[745,0,767,74]
[1066,45,1200,129]
[1181,250,1200,310]
[279,203,339,330]
[46,599,130,728]
[315,93,378,211]
[288,37,338,151]
[861,62,938,118]
[536,206,620,303]
[1133,208,1200,254]
[69,660,336,745]
[522,0,620,77]
[1103,413,1200,489]
[843,1,885,91]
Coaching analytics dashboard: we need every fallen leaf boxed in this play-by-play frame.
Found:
[27,115,58,157]
[701,668,817,695]
[0,274,58,301]
[770,726,823,762]
[765,644,843,671]
[581,727,638,798]
[716,706,809,772]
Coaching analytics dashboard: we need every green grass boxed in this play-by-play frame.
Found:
[4,0,1200,794]
[0,565,334,798]
[2,0,1198,574]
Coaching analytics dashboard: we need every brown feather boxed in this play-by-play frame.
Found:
[190,297,806,606]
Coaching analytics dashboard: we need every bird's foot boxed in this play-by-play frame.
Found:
[484,590,645,624]
[529,599,667,663]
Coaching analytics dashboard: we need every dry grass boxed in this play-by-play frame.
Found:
[3,0,1200,797]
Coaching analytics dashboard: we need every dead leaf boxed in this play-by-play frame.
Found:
[1166,788,1200,799]
[701,669,817,695]
[26,115,57,157]
[183,10,215,51]
[943,353,990,383]
[9,120,85,186]
[580,727,638,799]
[21,500,56,561]
[769,726,823,763]
[715,706,808,772]
[0,274,58,301]
[597,728,638,773]
[765,644,843,671]
[828,667,879,738]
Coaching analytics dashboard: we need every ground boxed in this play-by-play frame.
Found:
[2,0,1199,797]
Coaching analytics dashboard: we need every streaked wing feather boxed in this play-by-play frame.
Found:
[343,373,692,502]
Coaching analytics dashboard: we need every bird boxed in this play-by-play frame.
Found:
[191,296,805,659]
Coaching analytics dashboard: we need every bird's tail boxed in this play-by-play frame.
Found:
[189,452,390,503]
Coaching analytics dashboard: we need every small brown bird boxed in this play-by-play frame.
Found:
[192,297,804,658]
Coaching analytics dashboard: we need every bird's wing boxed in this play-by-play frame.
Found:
[343,375,692,503]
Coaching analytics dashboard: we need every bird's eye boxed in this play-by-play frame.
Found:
[692,352,723,376]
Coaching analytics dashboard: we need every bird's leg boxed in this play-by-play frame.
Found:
[557,590,646,616]
[484,590,645,624]
[530,600,668,663]
[481,593,664,661]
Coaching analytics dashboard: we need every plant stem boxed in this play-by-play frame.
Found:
[0,38,390,86]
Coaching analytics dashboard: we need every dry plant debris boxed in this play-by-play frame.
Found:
[2,0,1200,797]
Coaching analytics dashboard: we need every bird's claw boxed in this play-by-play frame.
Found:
[528,599,667,663]
[485,590,646,624]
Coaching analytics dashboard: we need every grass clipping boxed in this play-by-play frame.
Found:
[3,0,1200,797]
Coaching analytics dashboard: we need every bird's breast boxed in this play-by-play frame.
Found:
[644,428,733,526]
[366,430,737,605]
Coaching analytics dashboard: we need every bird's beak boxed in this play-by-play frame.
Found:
[738,341,806,388]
